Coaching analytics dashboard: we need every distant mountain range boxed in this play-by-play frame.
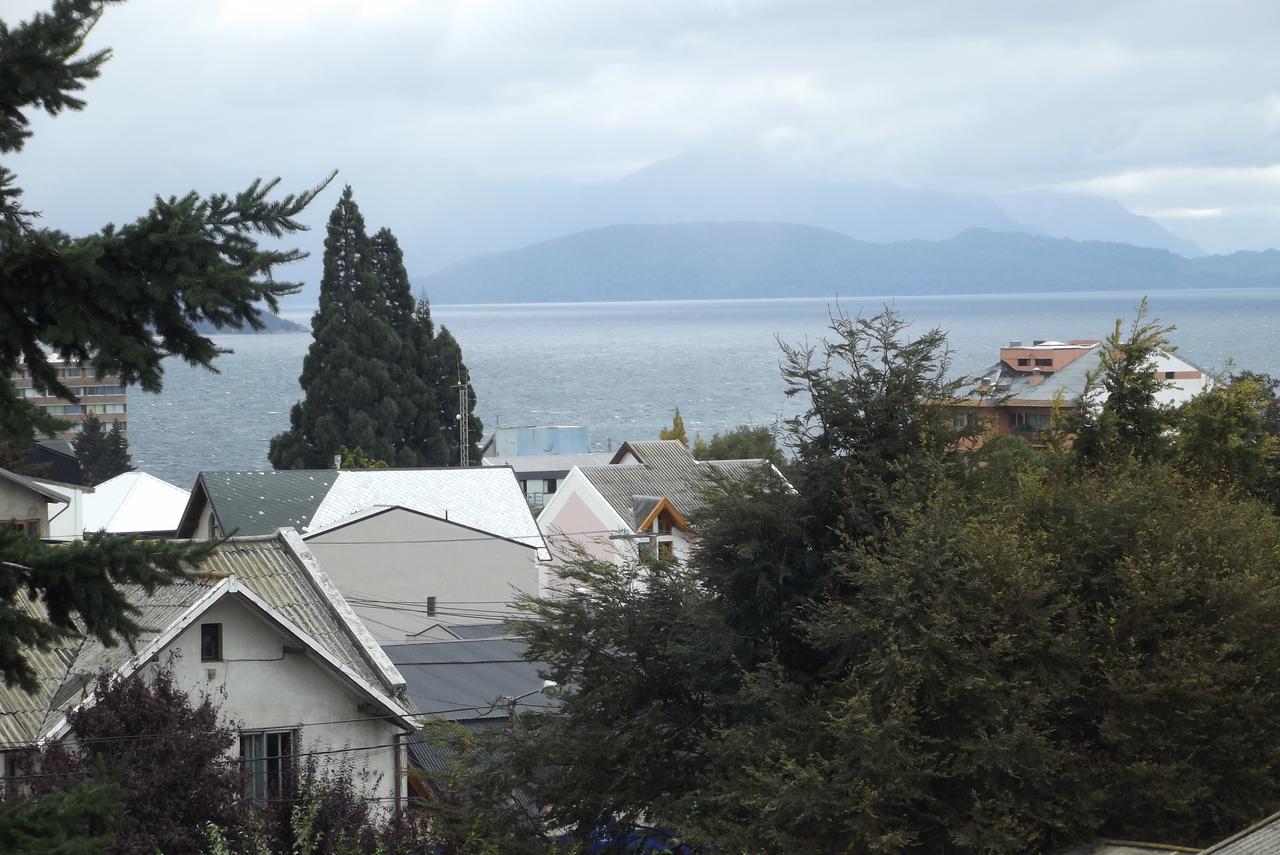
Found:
[392,153,1202,279]
[416,223,1280,305]
[193,312,304,335]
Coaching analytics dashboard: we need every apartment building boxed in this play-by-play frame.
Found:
[951,338,1209,446]
[10,359,127,439]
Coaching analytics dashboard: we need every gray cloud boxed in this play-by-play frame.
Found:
[7,0,1279,269]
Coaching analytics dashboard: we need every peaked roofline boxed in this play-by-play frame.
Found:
[174,474,212,539]
[42,574,415,744]
[0,466,70,504]
[278,529,408,693]
[634,495,691,533]
[301,503,542,551]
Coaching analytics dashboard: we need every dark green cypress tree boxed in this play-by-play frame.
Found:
[270,192,482,469]
[269,188,407,468]
[103,419,132,478]
[73,413,110,484]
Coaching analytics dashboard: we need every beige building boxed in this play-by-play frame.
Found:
[10,359,127,439]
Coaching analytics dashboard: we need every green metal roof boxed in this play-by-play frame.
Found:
[197,470,338,536]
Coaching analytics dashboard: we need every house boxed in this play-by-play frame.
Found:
[175,468,549,641]
[23,439,83,485]
[303,506,544,642]
[0,531,418,806]
[951,338,1210,445]
[383,634,554,801]
[0,465,70,538]
[81,471,190,538]
[480,425,611,510]
[482,452,614,511]
[536,440,772,574]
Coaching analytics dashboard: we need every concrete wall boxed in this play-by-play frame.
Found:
[161,596,404,804]
[0,478,50,536]
[305,508,540,642]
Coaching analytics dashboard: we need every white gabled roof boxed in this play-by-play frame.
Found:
[305,468,548,555]
[83,471,190,534]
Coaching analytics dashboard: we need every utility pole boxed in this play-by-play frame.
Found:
[455,371,470,468]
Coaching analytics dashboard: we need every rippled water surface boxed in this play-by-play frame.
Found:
[130,289,1280,487]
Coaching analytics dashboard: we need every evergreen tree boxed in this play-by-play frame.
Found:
[104,419,131,476]
[269,191,481,468]
[659,406,688,445]
[72,413,110,482]
[75,414,131,484]
[0,1,324,689]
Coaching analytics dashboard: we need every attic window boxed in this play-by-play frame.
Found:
[1165,371,1176,380]
[1016,358,1030,367]
[201,623,222,662]
[1034,358,1053,367]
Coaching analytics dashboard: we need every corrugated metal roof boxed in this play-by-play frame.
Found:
[192,469,546,555]
[0,533,395,747]
[382,639,553,722]
[965,347,1210,408]
[580,441,767,529]
[83,472,190,534]
[308,468,546,554]
[1201,811,1280,854]
[197,470,337,536]
[481,452,613,480]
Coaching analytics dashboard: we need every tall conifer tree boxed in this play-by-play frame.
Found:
[270,189,481,469]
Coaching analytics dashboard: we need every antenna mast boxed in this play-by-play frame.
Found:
[455,370,470,468]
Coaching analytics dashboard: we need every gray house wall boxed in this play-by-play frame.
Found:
[0,478,51,535]
[305,508,539,642]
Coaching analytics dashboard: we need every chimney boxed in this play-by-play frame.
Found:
[333,453,342,470]
[1027,367,1044,386]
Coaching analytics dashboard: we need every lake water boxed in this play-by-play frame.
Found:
[129,289,1280,488]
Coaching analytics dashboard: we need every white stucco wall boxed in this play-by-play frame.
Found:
[305,508,540,642]
[160,596,405,804]
[0,478,51,535]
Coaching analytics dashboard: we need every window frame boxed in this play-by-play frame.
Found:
[200,622,223,662]
[240,730,295,800]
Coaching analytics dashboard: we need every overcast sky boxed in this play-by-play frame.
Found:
[8,0,1280,265]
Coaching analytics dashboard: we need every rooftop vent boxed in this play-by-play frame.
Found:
[1008,340,1023,348]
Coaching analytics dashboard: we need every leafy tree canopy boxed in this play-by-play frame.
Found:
[658,406,688,445]
[434,307,1280,853]
[692,423,784,467]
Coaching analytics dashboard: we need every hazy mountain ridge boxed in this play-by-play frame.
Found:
[393,155,1201,281]
[416,223,1277,305]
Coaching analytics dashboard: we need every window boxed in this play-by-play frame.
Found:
[952,413,972,429]
[1016,358,1030,367]
[200,623,222,661]
[20,388,39,399]
[1034,358,1053,367]
[1011,411,1051,430]
[426,596,437,617]
[658,541,674,560]
[545,479,557,494]
[240,731,293,799]
[65,366,81,378]
[1165,371,1176,380]
[9,520,39,538]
